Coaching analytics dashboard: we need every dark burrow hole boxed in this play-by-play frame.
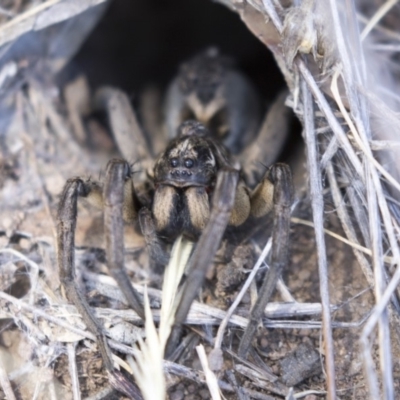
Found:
[67,0,302,163]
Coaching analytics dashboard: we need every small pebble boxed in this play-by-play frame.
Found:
[187,384,196,394]
[199,388,210,399]
[169,390,184,400]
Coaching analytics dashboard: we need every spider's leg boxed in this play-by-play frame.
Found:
[95,87,153,165]
[57,178,143,399]
[139,207,170,267]
[239,91,291,187]
[165,168,239,358]
[238,163,293,358]
[57,178,113,369]
[103,159,145,320]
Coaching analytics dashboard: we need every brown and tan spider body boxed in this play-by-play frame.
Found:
[57,49,293,397]
[150,120,275,242]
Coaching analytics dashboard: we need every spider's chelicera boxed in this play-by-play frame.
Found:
[57,49,294,398]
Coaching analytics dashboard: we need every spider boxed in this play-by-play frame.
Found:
[57,49,293,398]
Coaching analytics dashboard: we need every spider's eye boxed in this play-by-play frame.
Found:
[184,158,194,168]
[170,158,178,168]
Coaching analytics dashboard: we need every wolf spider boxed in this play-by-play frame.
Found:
[57,50,293,397]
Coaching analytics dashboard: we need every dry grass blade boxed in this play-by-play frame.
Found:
[361,0,399,41]
[129,288,166,400]
[361,264,400,398]
[0,248,39,305]
[331,68,400,194]
[214,237,272,351]
[159,236,193,346]
[0,0,108,47]
[301,76,336,399]
[196,345,223,400]
[67,342,81,400]
[130,237,192,400]
[291,217,395,265]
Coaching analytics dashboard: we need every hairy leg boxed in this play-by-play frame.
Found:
[103,159,145,319]
[139,207,170,267]
[240,91,291,187]
[57,177,143,399]
[165,168,239,358]
[238,163,293,358]
[94,86,153,169]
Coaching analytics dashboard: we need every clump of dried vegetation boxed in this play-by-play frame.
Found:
[1,0,400,399]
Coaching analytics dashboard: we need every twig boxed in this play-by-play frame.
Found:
[301,74,336,399]
[0,0,62,32]
[361,0,399,41]
[366,165,394,400]
[0,0,108,47]
[252,241,296,302]
[67,343,81,400]
[298,62,364,177]
[325,163,374,286]
[234,364,288,397]
[291,217,394,265]
[83,388,114,400]
[196,345,222,400]
[330,67,400,194]
[0,248,39,305]
[225,370,249,400]
[361,264,400,386]
[213,237,272,350]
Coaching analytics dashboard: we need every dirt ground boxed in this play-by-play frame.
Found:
[1,1,399,395]
[1,83,399,399]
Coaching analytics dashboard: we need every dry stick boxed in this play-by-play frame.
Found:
[325,163,375,286]
[297,63,364,178]
[252,241,295,302]
[0,0,62,32]
[213,238,272,350]
[330,70,400,266]
[234,364,288,397]
[366,166,394,400]
[357,10,400,42]
[320,136,339,170]
[297,62,398,322]
[291,217,394,265]
[84,388,114,400]
[92,282,324,322]
[225,370,249,400]
[301,76,336,399]
[330,59,397,400]
[0,288,231,393]
[260,0,283,31]
[237,163,292,358]
[237,3,363,396]
[0,248,39,306]
[346,180,371,246]
[329,0,400,272]
[361,0,399,41]
[196,345,222,400]
[361,264,400,397]
[67,342,81,400]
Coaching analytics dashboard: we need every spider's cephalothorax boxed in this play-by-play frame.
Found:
[154,121,224,188]
[57,51,293,397]
[152,121,234,239]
